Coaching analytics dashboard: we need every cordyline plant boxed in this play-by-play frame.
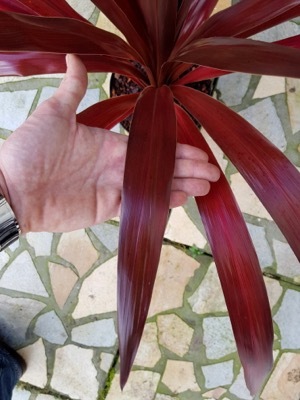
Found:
[1,0,300,395]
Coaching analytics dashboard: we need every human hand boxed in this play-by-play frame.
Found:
[0,54,220,233]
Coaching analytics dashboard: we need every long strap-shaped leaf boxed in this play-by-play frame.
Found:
[77,93,138,129]
[91,0,150,64]
[175,0,218,52]
[175,104,273,395]
[0,52,147,86]
[175,34,300,84]
[118,86,177,388]
[0,11,139,61]
[175,37,300,79]
[0,0,86,20]
[194,0,300,40]
[136,0,177,82]
[172,85,300,261]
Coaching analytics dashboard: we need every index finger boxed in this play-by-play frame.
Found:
[176,143,209,162]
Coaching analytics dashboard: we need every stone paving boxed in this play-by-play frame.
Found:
[0,1,299,399]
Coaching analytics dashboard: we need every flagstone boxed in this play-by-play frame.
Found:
[134,322,161,368]
[287,78,300,134]
[18,339,47,389]
[51,345,98,400]
[155,395,179,400]
[230,173,272,220]
[253,76,286,99]
[264,276,283,310]
[202,360,234,389]
[203,387,227,399]
[100,352,115,373]
[49,262,78,308]
[274,289,300,349]
[229,369,252,400]
[72,256,117,318]
[203,317,236,359]
[66,0,96,20]
[26,232,53,257]
[148,246,199,317]
[57,229,99,277]
[34,311,68,345]
[213,0,231,14]
[246,223,273,268]
[36,395,58,400]
[0,251,48,297]
[239,98,287,151]
[162,360,200,394]
[164,207,207,248]
[12,388,31,400]
[71,319,117,347]
[0,295,45,347]
[0,250,9,271]
[96,12,125,39]
[188,262,227,314]
[261,353,300,400]
[217,73,251,107]
[90,223,119,252]
[157,314,193,357]
[273,239,300,278]
[106,371,161,400]
[0,90,37,131]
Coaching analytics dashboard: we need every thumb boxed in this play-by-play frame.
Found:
[53,54,88,112]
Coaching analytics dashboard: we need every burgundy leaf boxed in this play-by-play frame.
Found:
[77,93,138,129]
[91,0,150,63]
[175,104,273,395]
[118,86,177,388]
[175,37,300,79]
[0,11,139,61]
[194,0,300,39]
[172,85,300,261]
[0,0,87,21]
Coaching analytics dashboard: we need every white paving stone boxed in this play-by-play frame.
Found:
[148,246,199,317]
[0,250,9,271]
[273,239,300,278]
[239,98,287,151]
[72,319,117,347]
[164,207,207,248]
[0,251,48,297]
[274,289,300,348]
[106,371,161,400]
[49,262,78,308]
[246,223,273,268]
[100,352,114,373]
[264,276,283,310]
[157,314,193,357]
[202,360,234,389]
[34,311,68,345]
[162,360,200,393]
[230,173,272,220]
[217,73,251,106]
[155,395,179,400]
[90,223,119,252]
[73,256,117,318]
[67,0,96,20]
[36,395,58,400]
[203,387,227,399]
[18,339,47,388]
[188,262,227,314]
[287,78,300,134]
[253,76,286,99]
[26,232,53,257]
[0,90,37,130]
[12,387,31,400]
[0,295,45,347]
[203,317,236,359]
[57,229,99,277]
[134,322,161,368]
[51,345,98,400]
[229,369,252,400]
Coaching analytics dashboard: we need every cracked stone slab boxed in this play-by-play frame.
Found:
[49,262,78,308]
[287,78,300,134]
[229,369,252,400]
[162,360,200,394]
[217,73,251,107]
[18,339,47,388]
[202,360,234,389]
[203,387,227,399]
[106,371,161,400]
[203,316,236,359]
[274,289,300,349]
[0,251,48,297]
[26,232,53,257]
[71,319,117,347]
[253,76,286,99]
[273,239,300,278]
[12,388,31,400]
[34,311,68,345]
[134,322,161,368]
[90,223,119,252]
[246,223,273,268]
[51,345,98,400]
[100,352,114,373]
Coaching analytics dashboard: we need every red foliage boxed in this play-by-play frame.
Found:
[1,0,300,395]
